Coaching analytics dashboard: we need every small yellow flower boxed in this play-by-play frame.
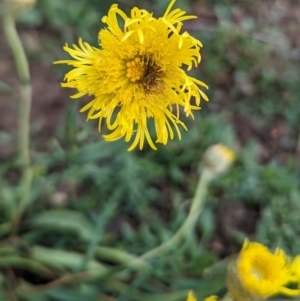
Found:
[186,291,197,301]
[186,291,218,301]
[55,0,208,150]
[227,239,300,301]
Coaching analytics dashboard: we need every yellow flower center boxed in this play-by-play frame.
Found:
[126,56,164,93]
[126,57,146,82]
[250,257,272,281]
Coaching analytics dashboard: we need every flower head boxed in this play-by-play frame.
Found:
[55,0,208,150]
[227,239,300,301]
[3,0,36,16]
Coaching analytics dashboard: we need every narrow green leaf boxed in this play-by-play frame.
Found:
[32,246,107,275]
[30,210,94,241]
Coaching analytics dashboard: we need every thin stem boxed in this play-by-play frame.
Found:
[87,169,210,278]
[3,12,33,235]
[138,168,211,261]
[95,246,150,271]
[3,13,31,167]
[10,167,33,234]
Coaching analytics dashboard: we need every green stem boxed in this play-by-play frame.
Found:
[138,168,211,261]
[3,12,33,235]
[11,167,33,234]
[95,246,150,271]
[3,13,31,167]
[76,168,211,277]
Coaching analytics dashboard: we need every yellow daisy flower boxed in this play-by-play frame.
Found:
[227,239,300,301]
[55,0,208,150]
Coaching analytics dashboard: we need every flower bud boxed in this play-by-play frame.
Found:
[202,144,236,180]
[2,0,36,17]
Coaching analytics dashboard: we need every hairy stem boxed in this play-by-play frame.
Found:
[3,12,33,234]
[3,13,31,167]
[138,168,211,261]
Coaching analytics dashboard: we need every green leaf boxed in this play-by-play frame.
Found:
[30,210,95,242]
[32,246,107,274]
[0,255,54,277]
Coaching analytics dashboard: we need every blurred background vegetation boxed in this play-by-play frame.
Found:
[1,0,300,300]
